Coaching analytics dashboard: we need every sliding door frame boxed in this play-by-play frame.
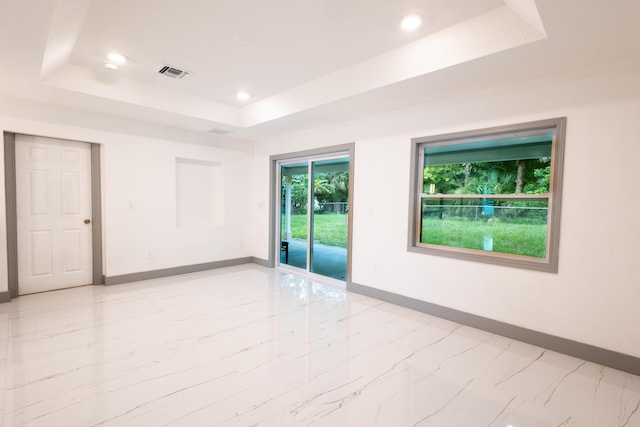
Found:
[269,143,355,285]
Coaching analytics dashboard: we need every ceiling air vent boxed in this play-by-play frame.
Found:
[157,65,189,79]
[208,128,232,135]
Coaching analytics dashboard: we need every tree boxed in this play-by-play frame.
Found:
[423,164,466,194]
[516,160,525,193]
[524,163,550,194]
[425,158,550,196]
[283,174,309,214]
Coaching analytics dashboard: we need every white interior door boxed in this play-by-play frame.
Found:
[16,135,93,295]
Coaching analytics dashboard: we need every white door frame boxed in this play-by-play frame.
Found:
[269,143,355,285]
[3,132,103,300]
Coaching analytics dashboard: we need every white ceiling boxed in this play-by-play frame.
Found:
[1,0,639,140]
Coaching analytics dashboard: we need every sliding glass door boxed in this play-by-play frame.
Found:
[280,163,309,270]
[279,156,349,281]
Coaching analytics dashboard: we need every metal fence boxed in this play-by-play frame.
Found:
[423,203,548,224]
[316,202,348,214]
[283,201,348,215]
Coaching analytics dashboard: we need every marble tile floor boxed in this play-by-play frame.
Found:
[0,264,638,426]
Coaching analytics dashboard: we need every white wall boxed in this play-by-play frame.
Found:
[252,60,640,357]
[102,135,252,276]
[0,97,254,289]
[1,59,638,358]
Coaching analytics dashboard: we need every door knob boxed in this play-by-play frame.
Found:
[84,219,91,224]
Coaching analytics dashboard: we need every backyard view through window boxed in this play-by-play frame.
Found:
[410,118,566,272]
[280,156,349,281]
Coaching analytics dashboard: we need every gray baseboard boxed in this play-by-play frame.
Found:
[105,257,253,285]
[250,257,269,267]
[348,281,640,376]
[0,291,10,303]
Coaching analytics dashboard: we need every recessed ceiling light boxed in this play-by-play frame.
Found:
[107,52,127,64]
[104,63,118,70]
[237,91,250,101]
[400,13,423,31]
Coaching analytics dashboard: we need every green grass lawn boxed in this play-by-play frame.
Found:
[282,214,544,257]
[282,214,348,248]
[422,218,547,258]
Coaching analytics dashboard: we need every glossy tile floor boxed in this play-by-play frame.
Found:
[0,265,638,426]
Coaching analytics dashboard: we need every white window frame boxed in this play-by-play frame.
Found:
[408,118,566,272]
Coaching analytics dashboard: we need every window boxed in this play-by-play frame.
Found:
[408,118,566,272]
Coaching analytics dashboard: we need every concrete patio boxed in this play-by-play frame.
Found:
[280,238,347,281]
